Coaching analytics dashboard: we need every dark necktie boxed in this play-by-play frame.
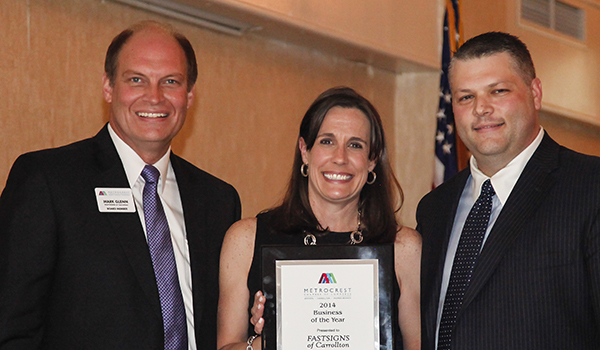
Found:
[141,165,188,350]
[438,179,495,350]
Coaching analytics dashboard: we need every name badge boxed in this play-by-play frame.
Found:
[95,188,136,213]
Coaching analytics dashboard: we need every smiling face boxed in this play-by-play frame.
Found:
[299,106,376,209]
[102,26,194,164]
[450,52,542,176]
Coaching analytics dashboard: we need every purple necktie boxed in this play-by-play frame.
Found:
[438,179,495,350]
[141,165,188,350]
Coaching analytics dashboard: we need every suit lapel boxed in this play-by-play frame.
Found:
[421,169,470,346]
[90,126,162,319]
[170,155,207,326]
[462,134,560,310]
[433,171,471,284]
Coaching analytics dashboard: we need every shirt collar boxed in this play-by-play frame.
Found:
[470,126,544,205]
[108,123,171,193]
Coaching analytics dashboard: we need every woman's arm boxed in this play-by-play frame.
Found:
[217,217,262,350]
[394,226,422,350]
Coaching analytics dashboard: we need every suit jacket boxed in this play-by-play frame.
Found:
[417,134,600,350]
[0,125,241,349]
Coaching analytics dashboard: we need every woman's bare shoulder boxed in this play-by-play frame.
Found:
[226,217,257,237]
[222,217,258,251]
[394,225,422,250]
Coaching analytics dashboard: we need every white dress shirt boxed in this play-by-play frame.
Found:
[435,127,545,348]
[108,124,196,350]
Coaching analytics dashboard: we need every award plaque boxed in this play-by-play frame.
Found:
[261,245,395,350]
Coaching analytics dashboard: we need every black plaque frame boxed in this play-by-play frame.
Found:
[261,244,395,350]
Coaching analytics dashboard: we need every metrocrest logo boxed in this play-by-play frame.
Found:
[318,273,336,284]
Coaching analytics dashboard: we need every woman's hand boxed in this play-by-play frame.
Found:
[250,291,266,334]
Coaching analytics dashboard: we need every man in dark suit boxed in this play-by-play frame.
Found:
[0,21,240,349]
[417,31,600,349]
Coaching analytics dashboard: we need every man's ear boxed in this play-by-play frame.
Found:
[102,73,113,104]
[186,84,195,109]
[531,77,543,111]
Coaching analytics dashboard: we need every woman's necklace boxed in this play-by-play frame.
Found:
[303,211,363,246]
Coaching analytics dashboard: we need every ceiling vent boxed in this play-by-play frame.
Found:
[521,0,585,40]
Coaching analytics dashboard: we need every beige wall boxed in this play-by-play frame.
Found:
[540,111,600,156]
[1,0,436,227]
[174,0,441,71]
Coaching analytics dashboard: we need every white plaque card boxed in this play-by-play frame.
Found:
[278,259,378,349]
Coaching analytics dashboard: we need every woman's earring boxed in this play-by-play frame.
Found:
[367,171,376,185]
[301,163,309,177]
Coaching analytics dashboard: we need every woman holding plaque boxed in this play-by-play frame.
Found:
[217,87,421,350]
